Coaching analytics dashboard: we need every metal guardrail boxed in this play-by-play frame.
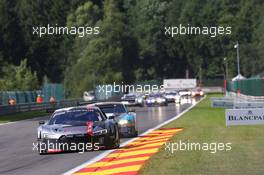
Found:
[201,86,223,93]
[0,97,122,116]
[0,99,91,116]
[226,92,264,102]
[211,92,264,109]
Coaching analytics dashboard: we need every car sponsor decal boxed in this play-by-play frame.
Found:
[72,128,182,175]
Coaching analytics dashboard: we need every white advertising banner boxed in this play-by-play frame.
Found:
[226,108,264,126]
[210,97,233,101]
[163,79,196,90]
[233,102,264,109]
[211,99,234,108]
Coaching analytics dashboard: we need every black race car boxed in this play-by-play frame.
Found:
[93,102,138,137]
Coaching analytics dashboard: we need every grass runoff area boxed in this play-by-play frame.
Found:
[141,94,264,175]
[0,110,49,123]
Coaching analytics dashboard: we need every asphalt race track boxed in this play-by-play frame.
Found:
[0,97,200,175]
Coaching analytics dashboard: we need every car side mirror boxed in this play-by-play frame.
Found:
[39,121,45,125]
[109,115,115,120]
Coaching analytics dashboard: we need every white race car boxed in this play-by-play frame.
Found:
[164,91,181,103]
[179,89,191,97]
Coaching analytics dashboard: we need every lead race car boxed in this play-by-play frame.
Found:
[37,106,120,154]
[91,102,138,137]
[145,93,168,106]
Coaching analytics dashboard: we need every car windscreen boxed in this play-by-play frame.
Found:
[149,94,162,97]
[48,109,102,125]
[124,94,136,98]
[99,104,126,114]
[165,92,176,95]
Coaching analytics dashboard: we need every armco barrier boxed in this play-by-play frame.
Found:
[0,99,87,116]
[0,96,122,116]
[226,91,264,102]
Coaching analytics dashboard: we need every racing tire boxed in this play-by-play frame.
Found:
[138,103,144,107]
[106,125,120,149]
[162,103,168,106]
[113,126,120,149]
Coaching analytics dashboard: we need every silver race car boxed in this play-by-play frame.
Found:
[92,102,138,137]
[121,93,144,107]
[37,106,120,154]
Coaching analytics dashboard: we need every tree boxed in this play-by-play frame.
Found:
[15,0,86,83]
[0,0,26,65]
[0,59,38,90]
[125,0,171,80]
[1,0,264,93]
[240,1,264,76]
[64,0,126,97]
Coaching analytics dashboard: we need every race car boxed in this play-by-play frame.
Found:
[93,102,138,137]
[179,89,192,97]
[37,106,120,154]
[121,93,144,107]
[164,91,181,103]
[191,88,204,97]
[145,93,168,106]
[83,91,95,102]
[135,94,145,107]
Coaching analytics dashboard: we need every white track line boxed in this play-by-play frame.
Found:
[0,121,17,126]
[63,96,206,175]
[0,116,48,126]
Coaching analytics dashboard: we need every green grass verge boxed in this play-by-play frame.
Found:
[0,110,49,123]
[141,94,264,175]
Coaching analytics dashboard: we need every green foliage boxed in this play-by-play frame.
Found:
[64,0,126,97]
[0,0,26,64]
[0,0,264,96]
[240,2,264,77]
[15,0,72,82]
[0,59,38,91]
[125,0,264,81]
[125,0,171,79]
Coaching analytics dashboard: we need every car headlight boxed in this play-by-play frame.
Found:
[157,98,165,103]
[119,120,128,125]
[200,91,204,96]
[151,99,155,103]
[137,98,143,103]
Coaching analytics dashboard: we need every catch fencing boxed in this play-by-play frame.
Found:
[227,79,264,96]
[0,91,41,105]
